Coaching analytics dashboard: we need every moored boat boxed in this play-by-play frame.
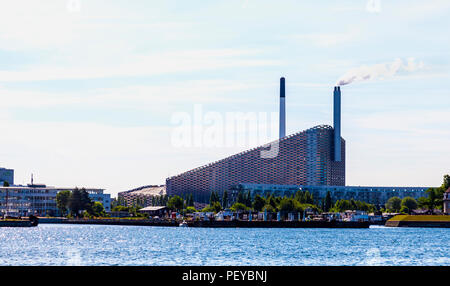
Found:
[0,215,39,227]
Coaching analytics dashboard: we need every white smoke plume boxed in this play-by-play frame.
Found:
[336,58,424,86]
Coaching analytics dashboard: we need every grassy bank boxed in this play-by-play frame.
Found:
[388,215,450,222]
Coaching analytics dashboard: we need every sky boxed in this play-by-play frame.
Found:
[0,0,449,197]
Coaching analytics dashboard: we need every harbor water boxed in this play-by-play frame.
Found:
[0,224,449,266]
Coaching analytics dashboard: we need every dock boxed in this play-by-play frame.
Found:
[188,220,370,228]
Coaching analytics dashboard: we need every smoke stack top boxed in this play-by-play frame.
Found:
[280,77,285,97]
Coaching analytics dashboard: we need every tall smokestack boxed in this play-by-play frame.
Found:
[279,77,286,139]
[333,86,341,161]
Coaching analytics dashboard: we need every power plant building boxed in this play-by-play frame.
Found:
[167,125,345,201]
[165,78,428,204]
[166,79,346,201]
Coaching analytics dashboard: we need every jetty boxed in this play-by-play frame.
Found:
[38,217,178,227]
[37,217,370,228]
[187,220,370,228]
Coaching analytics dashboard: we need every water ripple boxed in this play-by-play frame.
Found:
[0,225,448,266]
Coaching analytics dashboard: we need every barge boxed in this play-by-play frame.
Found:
[0,215,39,227]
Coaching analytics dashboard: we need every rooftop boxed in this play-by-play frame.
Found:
[120,185,166,196]
[139,206,168,211]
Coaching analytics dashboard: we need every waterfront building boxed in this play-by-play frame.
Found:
[118,185,166,207]
[444,188,450,215]
[231,183,428,207]
[167,125,345,202]
[85,188,111,212]
[0,168,14,185]
[138,206,169,217]
[167,81,345,202]
[164,79,430,205]
[0,185,110,216]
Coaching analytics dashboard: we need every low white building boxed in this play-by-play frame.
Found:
[84,188,111,212]
[0,184,111,216]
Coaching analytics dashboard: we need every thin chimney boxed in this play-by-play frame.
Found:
[279,77,286,139]
[333,86,341,161]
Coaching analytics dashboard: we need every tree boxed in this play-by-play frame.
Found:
[167,195,184,211]
[112,205,130,212]
[237,191,245,204]
[187,193,194,207]
[186,206,197,213]
[294,191,303,203]
[69,188,83,216]
[252,195,266,212]
[330,199,375,213]
[417,197,429,209]
[262,204,276,213]
[92,202,106,217]
[222,191,228,209]
[82,189,94,213]
[279,197,296,213]
[230,202,249,212]
[245,191,252,207]
[267,195,278,210]
[209,191,219,205]
[56,190,71,216]
[304,191,314,204]
[401,197,418,213]
[400,205,410,214]
[324,191,332,212]
[202,201,222,213]
[385,197,402,213]
[3,181,9,187]
[422,188,441,214]
[442,174,450,190]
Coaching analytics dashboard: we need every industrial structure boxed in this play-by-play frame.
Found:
[165,78,428,205]
[166,79,347,202]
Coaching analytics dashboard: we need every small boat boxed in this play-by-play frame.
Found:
[179,221,189,227]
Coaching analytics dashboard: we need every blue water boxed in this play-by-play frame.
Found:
[0,224,449,266]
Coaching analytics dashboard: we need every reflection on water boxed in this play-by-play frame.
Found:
[0,224,448,266]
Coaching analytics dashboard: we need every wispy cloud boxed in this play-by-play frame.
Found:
[291,28,361,47]
[0,49,280,82]
[0,79,270,111]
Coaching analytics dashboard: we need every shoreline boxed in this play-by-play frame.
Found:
[385,215,450,228]
[38,218,370,228]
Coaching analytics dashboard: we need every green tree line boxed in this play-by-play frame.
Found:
[56,188,106,218]
[163,190,377,216]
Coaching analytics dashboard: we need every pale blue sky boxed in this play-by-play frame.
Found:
[0,0,449,196]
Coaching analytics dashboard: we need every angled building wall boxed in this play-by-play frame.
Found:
[166,125,345,201]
